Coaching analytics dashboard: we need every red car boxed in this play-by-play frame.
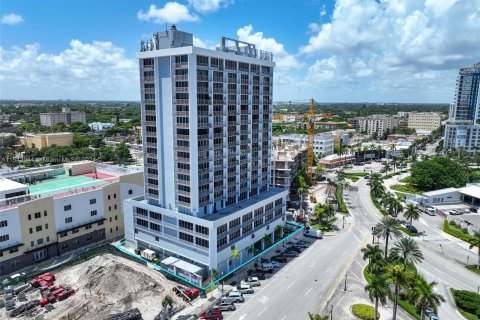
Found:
[200,308,223,320]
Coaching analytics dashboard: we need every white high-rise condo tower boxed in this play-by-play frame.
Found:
[124,26,288,284]
[444,61,480,154]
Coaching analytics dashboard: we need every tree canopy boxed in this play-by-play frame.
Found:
[409,156,467,191]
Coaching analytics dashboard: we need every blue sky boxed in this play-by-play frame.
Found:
[1,0,479,102]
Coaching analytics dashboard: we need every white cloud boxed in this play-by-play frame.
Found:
[193,36,218,50]
[189,0,233,14]
[320,4,326,16]
[0,40,138,100]
[138,2,199,24]
[236,25,302,71]
[297,0,480,102]
[1,13,24,25]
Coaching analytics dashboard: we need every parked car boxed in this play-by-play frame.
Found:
[215,302,236,312]
[425,207,436,216]
[287,246,302,253]
[221,294,244,304]
[405,225,418,234]
[269,260,281,268]
[449,209,462,215]
[470,207,478,213]
[226,290,244,302]
[271,255,288,263]
[364,175,370,179]
[200,308,223,320]
[233,284,254,294]
[283,251,299,258]
[429,315,439,320]
[242,277,261,287]
[248,272,266,280]
[255,263,273,273]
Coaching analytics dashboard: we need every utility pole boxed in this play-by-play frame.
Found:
[344,273,348,291]
[343,216,345,229]
[330,304,333,320]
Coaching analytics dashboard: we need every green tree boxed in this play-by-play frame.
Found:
[414,279,445,320]
[231,249,240,269]
[403,203,420,227]
[263,233,272,249]
[115,141,132,165]
[374,217,402,258]
[314,165,324,183]
[365,276,389,320]
[361,244,383,265]
[297,175,309,214]
[385,264,413,320]
[73,134,91,148]
[410,156,468,190]
[69,121,91,133]
[274,225,283,242]
[390,237,424,269]
[468,231,480,269]
[90,135,105,148]
[211,268,219,282]
[162,294,174,309]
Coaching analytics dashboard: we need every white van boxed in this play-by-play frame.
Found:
[426,208,435,216]
[304,229,323,239]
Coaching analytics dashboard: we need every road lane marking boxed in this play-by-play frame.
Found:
[239,315,247,320]
[258,296,269,304]
[280,315,287,320]
[326,267,332,273]
[310,262,316,268]
[286,281,295,289]
[258,307,268,316]
[305,287,313,296]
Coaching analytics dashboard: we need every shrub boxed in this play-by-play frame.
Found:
[352,304,379,320]
[462,227,469,234]
[451,289,480,318]
[449,220,457,226]
[443,221,474,243]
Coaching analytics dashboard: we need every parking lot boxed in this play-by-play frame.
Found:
[194,237,316,320]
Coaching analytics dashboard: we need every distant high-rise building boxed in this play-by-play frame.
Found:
[351,115,402,137]
[123,26,287,281]
[444,61,480,154]
[40,107,86,127]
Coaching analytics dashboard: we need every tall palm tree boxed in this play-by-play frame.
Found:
[211,268,219,282]
[162,295,174,309]
[376,145,383,160]
[385,264,413,320]
[370,181,385,199]
[383,161,391,172]
[414,278,445,320]
[390,237,424,269]
[468,231,480,269]
[274,225,283,242]
[231,249,240,269]
[370,251,387,275]
[403,203,421,226]
[361,244,383,265]
[314,165,324,183]
[307,313,329,320]
[297,175,309,218]
[365,276,389,320]
[263,234,272,249]
[374,217,402,258]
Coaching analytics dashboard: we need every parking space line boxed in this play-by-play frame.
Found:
[280,315,287,320]
[310,262,315,268]
[258,307,268,316]
[286,281,295,289]
[326,267,332,273]
[305,287,313,296]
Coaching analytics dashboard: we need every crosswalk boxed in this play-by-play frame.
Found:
[421,233,449,243]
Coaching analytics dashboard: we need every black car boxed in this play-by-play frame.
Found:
[271,255,287,263]
[470,207,478,213]
[283,251,299,258]
[287,246,302,253]
[364,175,370,179]
[249,272,266,280]
[405,225,418,234]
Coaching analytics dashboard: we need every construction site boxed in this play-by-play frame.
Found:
[0,253,189,320]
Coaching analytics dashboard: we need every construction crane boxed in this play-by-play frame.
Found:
[307,98,315,185]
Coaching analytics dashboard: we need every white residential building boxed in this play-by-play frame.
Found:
[351,115,402,137]
[89,122,115,131]
[124,26,288,279]
[276,133,334,157]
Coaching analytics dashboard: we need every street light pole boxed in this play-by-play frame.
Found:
[330,304,333,320]
[343,216,345,229]
[344,273,348,291]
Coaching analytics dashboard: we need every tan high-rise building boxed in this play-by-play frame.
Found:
[40,107,86,127]
[407,112,442,131]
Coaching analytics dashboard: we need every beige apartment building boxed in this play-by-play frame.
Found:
[407,112,442,131]
[40,107,86,127]
[20,132,74,148]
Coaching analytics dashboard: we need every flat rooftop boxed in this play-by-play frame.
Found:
[0,178,28,192]
[28,174,110,195]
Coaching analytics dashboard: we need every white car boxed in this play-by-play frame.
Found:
[233,284,254,294]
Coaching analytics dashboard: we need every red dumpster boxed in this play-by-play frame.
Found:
[48,295,56,303]
[52,289,63,297]
[39,298,49,307]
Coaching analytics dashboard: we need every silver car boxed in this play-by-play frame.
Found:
[215,301,236,311]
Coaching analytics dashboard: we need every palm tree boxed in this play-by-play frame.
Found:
[314,203,325,224]
[247,245,258,260]
[274,224,283,242]
[383,161,391,172]
[414,278,445,320]
[390,237,424,269]
[370,252,387,275]
[263,233,272,249]
[211,268,219,283]
[314,165,324,183]
[162,295,174,309]
[376,145,383,160]
[361,244,383,265]
[374,216,402,258]
[468,231,480,269]
[385,264,413,320]
[307,313,329,320]
[370,181,385,199]
[365,276,389,320]
[403,203,420,227]
[231,249,240,269]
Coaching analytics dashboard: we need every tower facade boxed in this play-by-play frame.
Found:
[124,26,288,280]
[444,62,480,154]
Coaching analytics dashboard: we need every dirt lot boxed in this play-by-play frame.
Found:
[6,253,186,320]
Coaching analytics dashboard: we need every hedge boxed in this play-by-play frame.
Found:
[451,289,480,320]
[466,265,480,275]
[370,192,388,216]
[352,304,379,320]
[443,220,474,243]
[336,185,349,214]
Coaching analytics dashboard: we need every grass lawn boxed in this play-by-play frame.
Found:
[395,192,406,201]
[399,176,412,183]
[443,220,475,243]
[466,265,480,275]
[310,223,334,232]
[390,184,423,194]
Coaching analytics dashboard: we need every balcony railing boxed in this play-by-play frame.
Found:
[173,75,188,80]
[174,87,189,93]
[144,76,155,82]
[172,62,188,68]
[174,111,189,116]
[213,77,224,82]
[173,99,189,105]
[198,99,211,105]
[197,87,209,93]
[213,88,224,93]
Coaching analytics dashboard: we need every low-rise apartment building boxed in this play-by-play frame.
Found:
[0,161,143,275]
[271,145,307,191]
[407,112,442,131]
[276,133,334,157]
[351,115,403,137]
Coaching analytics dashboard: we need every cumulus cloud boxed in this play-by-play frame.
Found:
[0,40,138,100]
[1,13,24,25]
[236,25,302,72]
[138,2,199,24]
[298,0,480,102]
[189,0,233,14]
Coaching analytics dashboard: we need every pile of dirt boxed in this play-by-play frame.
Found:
[34,254,183,320]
